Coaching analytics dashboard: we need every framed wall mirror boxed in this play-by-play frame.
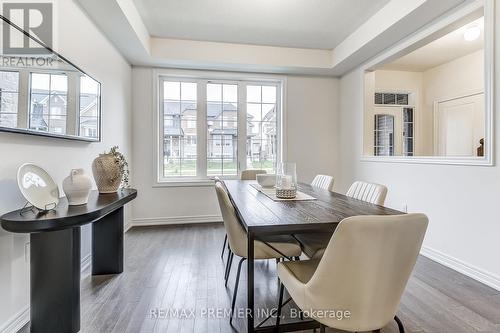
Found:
[0,15,101,142]
[362,1,493,165]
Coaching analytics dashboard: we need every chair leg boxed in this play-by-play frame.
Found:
[275,283,285,330]
[221,234,227,259]
[394,315,405,333]
[229,258,246,326]
[225,251,234,285]
[319,324,326,333]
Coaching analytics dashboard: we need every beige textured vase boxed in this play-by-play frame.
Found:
[92,153,122,193]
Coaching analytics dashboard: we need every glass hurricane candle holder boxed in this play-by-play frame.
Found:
[275,162,297,199]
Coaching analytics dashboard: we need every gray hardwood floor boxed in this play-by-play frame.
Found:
[19,224,500,332]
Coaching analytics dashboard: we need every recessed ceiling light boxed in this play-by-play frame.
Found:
[464,25,480,41]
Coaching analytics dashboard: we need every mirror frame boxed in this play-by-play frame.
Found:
[0,15,102,142]
[361,0,494,166]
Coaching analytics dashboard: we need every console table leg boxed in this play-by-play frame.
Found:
[30,227,81,333]
[92,207,124,275]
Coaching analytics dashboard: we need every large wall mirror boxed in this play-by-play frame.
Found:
[363,1,493,165]
[0,16,101,142]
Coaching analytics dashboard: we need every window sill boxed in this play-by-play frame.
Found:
[360,155,493,166]
[153,179,216,188]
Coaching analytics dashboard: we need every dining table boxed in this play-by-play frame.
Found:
[223,180,404,333]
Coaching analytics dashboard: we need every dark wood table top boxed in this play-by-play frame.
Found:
[1,189,137,233]
[224,180,403,235]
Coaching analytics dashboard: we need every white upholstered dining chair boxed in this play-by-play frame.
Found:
[214,182,302,325]
[346,180,387,206]
[311,174,334,191]
[221,170,268,262]
[276,214,428,333]
[295,180,389,258]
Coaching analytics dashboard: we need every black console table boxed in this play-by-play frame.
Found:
[0,189,137,333]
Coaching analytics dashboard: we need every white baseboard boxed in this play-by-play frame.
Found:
[131,215,222,227]
[0,306,29,333]
[421,246,500,291]
[124,221,133,233]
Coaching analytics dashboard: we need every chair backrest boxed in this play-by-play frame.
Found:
[311,175,334,191]
[241,169,267,180]
[214,182,247,257]
[346,181,387,205]
[306,214,428,331]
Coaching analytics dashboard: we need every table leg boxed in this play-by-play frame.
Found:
[30,227,81,333]
[247,230,255,332]
[92,207,124,275]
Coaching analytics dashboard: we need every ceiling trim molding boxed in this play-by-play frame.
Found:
[76,0,470,76]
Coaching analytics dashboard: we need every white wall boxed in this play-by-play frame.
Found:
[0,0,132,329]
[422,49,484,152]
[131,68,339,224]
[338,2,500,290]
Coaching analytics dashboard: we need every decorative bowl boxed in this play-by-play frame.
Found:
[257,174,276,188]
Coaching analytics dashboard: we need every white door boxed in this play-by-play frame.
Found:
[373,107,403,156]
[436,93,484,156]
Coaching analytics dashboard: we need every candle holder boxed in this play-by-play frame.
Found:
[276,162,297,199]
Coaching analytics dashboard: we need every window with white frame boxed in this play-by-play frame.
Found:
[79,75,100,139]
[0,71,20,128]
[158,77,281,181]
[29,72,68,134]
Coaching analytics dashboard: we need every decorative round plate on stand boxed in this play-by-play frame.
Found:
[17,163,59,210]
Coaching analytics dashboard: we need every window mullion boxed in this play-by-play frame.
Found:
[237,82,247,175]
[197,80,207,177]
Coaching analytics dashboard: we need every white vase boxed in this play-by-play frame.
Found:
[63,169,92,205]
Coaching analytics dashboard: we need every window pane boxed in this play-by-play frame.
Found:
[31,73,49,91]
[222,103,238,122]
[262,86,276,103]
[164,159,181,177]
[247,103,261,121]
[1,92,19,113]
[80,97,98,117]
[223,157,237,176]
[80,76,99,95]
[30,94,49,115]
[0,71,19,91]
[0,113,17,127]
[374,114,394,156]
[50,95,67,115]
[30,113,48,131]
[180,159,196,177]
[262,121,276,138]
[262,104,276,121]
[49,117,66,134]
[79,76,100,138]
[207,83,222,102]
[164,81,180,100]
[245,84,278,173]
[223,84,237,102]
[79,116,98,139]
[29,73,68,134]
[162,81,197,178]
[207,159,222,176]
[50,74,67,94]
[247,85,261,103]
[181,82,196,100]
[164,101,181,115]
[248,121,262,137]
